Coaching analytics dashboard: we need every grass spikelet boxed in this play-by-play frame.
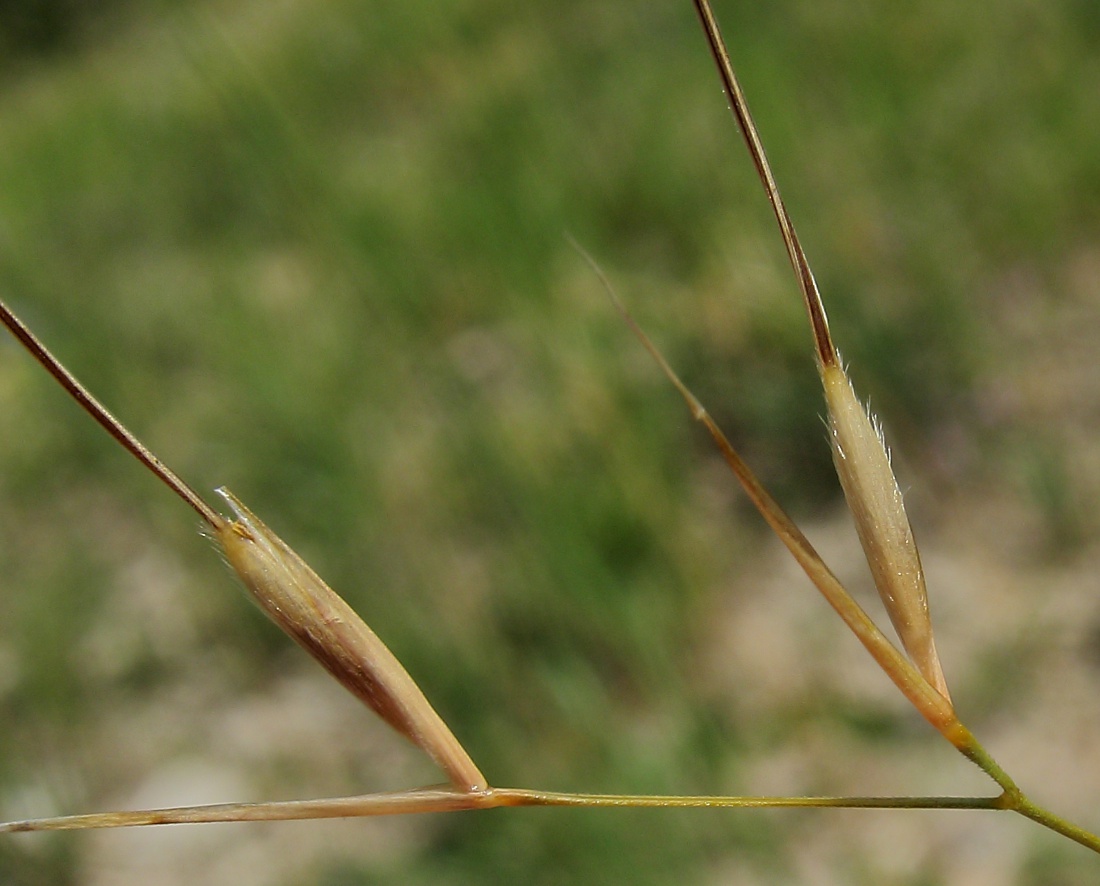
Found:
[690,0,950,701]
[822,361,950,700]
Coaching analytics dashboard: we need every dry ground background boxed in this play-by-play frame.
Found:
[1,0,1100,883]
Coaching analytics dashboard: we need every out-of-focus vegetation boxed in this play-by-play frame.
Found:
[1,1,1100,883]
[0,0,138,67]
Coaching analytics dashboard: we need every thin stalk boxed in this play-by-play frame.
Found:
[571,240,958,739]
[0,786,1006,832]
[689,0,834,369]
[682,0,1100,855]
[0,299,221,529]
[949,730,1100,852]
[1013,798,1100,854]
[495,788,1002,811]
[0,295,485,791]
[951,726,1020,796]
[692,0,954,701]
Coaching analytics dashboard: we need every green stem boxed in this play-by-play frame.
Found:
[0,788,1008,832]
[6,781,1098,856]
[949,724,1021,796]
[949,724,1100,853]
[1013,796,1100,854]
[492,789,1002,811]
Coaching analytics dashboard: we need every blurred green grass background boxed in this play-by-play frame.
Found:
[2,0,1100,883]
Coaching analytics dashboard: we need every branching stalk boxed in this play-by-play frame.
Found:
[0,0,1097,864]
